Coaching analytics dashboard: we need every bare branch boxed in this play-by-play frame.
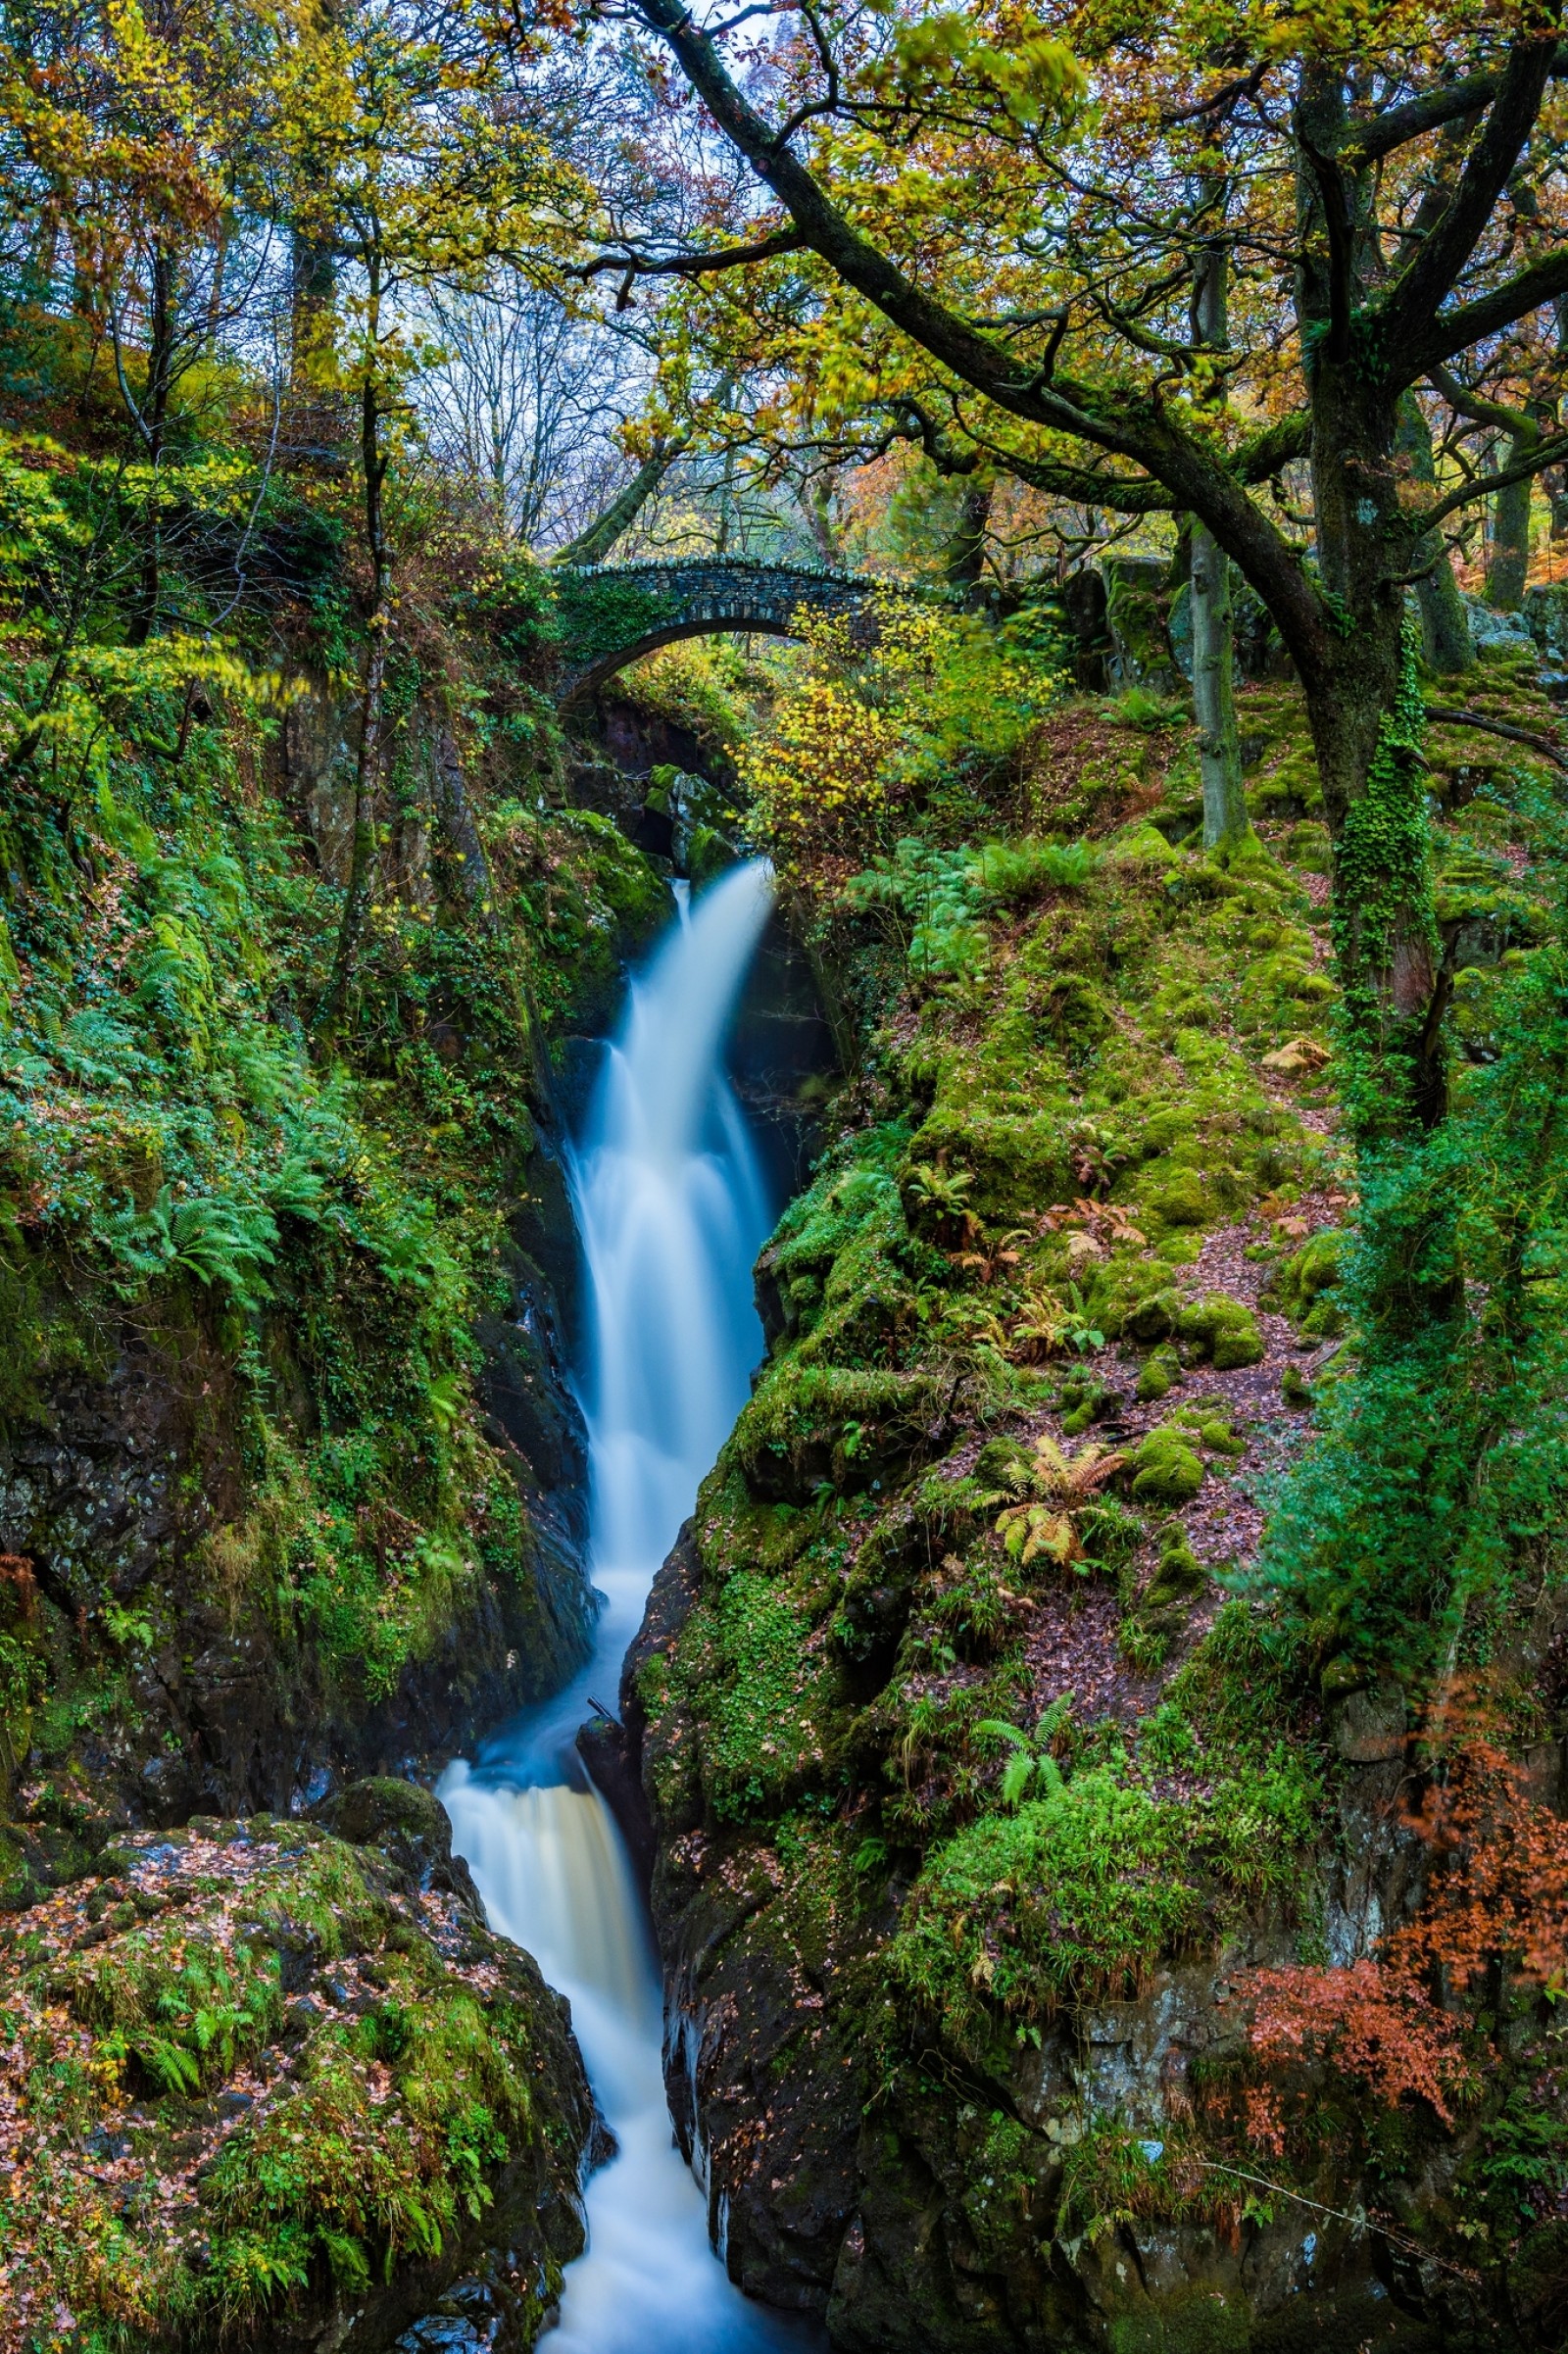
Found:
[1427,704,1568,770]
[1416,430,1568,530]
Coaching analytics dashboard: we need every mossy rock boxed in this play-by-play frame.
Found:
[1059,1371,1120,1435]
[0,1816,595,2346]
[1121,1284,1183,1344]
[1176,1294,1264,1369]
[313,1776,479,1908]
[1271,1229,1345,1337]
[1145,1534,1207,1608]
[1106,818,1182,872]
[1172,1410,1246,1456]
[1150,1167,1209,1228]
[1128,1425,1205,1504]
[730,1362,940,1501]
[974,1435,1034,1491]
[906,1103,1076,1221]
[1137,1349,1181,1402]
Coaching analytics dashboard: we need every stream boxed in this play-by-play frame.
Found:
[439,863,819,2351]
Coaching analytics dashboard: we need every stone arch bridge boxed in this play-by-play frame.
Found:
[552,557,942,706]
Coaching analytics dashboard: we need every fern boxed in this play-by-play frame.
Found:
[104,1183,277,1312]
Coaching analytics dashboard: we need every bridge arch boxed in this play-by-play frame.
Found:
[551,557,933,707]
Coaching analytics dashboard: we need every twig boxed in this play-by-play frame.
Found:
[1194,2160,1482,2287]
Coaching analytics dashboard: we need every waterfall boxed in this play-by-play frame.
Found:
[440,862,813,2352]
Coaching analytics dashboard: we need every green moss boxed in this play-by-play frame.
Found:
[1176,1294,1264,1368]
[548,568,676,662]
[887,1766,1200,2053]
[1150,1166,1209,1227]
[0,1812,589,2341]
[694,1568,838,1819]
[1270,1228,1345,1335]
[1143,1535,1206,1609]
[1128,1425,1205,1504]
[730,1361,938,1499]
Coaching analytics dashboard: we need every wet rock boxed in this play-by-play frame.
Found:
[314,1775,484,1916]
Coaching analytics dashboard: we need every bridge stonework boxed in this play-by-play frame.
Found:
[551,557,928,706]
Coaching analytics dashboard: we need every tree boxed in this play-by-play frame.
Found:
[1396,393,1475,674]
[1187,180,1248,852]
[580,2,1568,1155]
[275,0,575,1036]
[421,277,654,544]
[0,0,282,639]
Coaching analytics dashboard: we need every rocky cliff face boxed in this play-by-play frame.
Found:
[0,1777,599,2353]
[0,643,675,2343]
[0,1111,598,1878]
[618,1539,1469,2351]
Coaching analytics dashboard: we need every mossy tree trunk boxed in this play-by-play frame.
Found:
[1190,201,1250,852]
[1432,368,1542,615]
[943,477,993,592]
[1396,395,1474,674]
[1191,524,1247,850]
[1295,142,1446,1140]
[1486,435,1535,609]
[554,432,690,565]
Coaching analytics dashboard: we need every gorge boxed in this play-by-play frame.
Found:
[440,862,811,2354]
[8,13,1568,2345]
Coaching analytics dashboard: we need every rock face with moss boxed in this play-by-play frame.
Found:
[611,676,1568,2352]
[0,1780,596,2352]
[0,616,685,1903]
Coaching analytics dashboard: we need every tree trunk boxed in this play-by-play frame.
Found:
[1396,396,1474,675]
[553,434,689,565]
[126,241,175,647]
[1485,435,1534,609]
[318,360,390,1041]
[1306,363,1446,1139]
[1191,207,1250,852]
[803,473,840,566]
[943,479,992,591]
[1191,525,1248,849]
[290,230,338,394]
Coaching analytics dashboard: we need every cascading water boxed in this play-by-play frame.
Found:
[440,862,814,2351]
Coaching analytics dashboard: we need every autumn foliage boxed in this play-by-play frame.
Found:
[1234,1695,1568,2153]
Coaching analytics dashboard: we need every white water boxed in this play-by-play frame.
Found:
[441,863,813,2351]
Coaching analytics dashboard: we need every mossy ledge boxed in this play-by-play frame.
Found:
[0,1779,597,2352]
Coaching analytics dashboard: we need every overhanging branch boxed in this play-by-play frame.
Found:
[567,226,806,288]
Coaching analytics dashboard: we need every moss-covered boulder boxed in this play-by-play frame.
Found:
[1176,1292,1265,1368]
[1150,1165,1210,1227]
[1137,1346,1182,1401]
[1128,1424,1206,1503]
[1272,1227,1347,1336]
[730,1361,939,1501]
[0,1800,595,2351]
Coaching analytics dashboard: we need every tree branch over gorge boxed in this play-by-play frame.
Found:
[620,0,1329,672]
[607,0,1568,1158]
[1339,43,1568,161]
